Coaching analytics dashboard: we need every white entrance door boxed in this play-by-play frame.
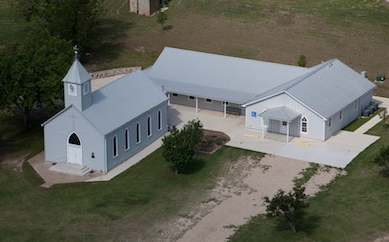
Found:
[280,121,288,134]
[67,133,83,165]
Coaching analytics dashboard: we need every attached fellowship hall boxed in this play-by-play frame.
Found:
[42,47,376,172]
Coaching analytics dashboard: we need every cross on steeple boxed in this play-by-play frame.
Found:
[73,45,79,60]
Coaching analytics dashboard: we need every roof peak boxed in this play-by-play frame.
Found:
[62,59,91,84]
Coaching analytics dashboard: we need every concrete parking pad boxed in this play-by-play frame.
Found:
[169,104,380,168]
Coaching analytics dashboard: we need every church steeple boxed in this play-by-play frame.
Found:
[62,47,92,111]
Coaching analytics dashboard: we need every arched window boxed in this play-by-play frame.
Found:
[147,116,152,137]
[158,110,162,131]
[69,133,81,145]
[125,129,129,150]
[301,117,308,133]
[136,122,141,143]
[113,136,118,157]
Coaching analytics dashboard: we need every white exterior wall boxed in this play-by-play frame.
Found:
[43,107,106,171]
[324,90,373,140]
[245,93,325,141]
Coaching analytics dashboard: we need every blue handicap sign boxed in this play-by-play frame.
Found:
[251,111,257,117]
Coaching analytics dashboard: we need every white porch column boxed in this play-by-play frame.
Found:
[261,117,264,139]
[286,122,290,143]
[195,97,198,113]
[168,93,171,105]
[223,102,227,118]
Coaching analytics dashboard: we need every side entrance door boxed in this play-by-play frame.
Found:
[279,121,288,134]
[67,133,83,165]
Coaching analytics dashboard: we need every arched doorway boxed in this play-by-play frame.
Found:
[67,132,83,165]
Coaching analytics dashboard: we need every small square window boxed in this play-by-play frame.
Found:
[329,118,332,127]
[172,93,179,98]
[189,96,195,100]
[206,98,212,103]
[223,102,229,106]
[282,121,287,126]
[83,82,89,95]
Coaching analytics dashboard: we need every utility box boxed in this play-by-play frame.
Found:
[376,74,386,82]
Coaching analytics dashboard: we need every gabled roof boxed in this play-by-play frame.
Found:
[146,47,311,104]
[244,59,376,119]
[82,70,167,135]
[259,106,301,122]
[62,59,92,84]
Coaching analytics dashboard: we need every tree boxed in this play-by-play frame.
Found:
[16,0,104,51]
[297,54,307,67]
[162,119,203,174]
[157,11,168,30]
[0,28,73,129]
[374,145,389,176]
[263,186,309,233]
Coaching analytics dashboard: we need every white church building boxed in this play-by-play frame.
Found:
[42,47,376,172]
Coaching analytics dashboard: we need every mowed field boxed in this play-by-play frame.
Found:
[97,0,389,96]
[2,1,389,242]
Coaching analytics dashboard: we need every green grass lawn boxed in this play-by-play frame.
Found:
[228,121,389,242]
[2,0,389,241]
[343,108,384,132]
[0,109,262,241]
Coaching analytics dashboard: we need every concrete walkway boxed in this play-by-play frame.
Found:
[170,104,380,169]
[28,96,389,187]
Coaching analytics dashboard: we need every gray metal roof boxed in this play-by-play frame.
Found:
[62,59,91,84]
[259,106,301,122]
[82,70,168,135]
[146,47,311,104]
[245,59,376,119]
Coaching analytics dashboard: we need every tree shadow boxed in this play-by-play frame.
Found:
[174,159,206,175]
[162,25,173,31]
[84,18,134,64]
[274,215,321,235]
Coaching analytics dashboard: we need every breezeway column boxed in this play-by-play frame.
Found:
[224,102,227,118]
[195,97,198,113]
[168,93,170,105]
[286,122,290,143]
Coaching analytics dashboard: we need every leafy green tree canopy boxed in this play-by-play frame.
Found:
[264,185,309,233]
[0,28,73,129]
[162,119,203,174]
[17,0,104,51]
[157,11,168,30]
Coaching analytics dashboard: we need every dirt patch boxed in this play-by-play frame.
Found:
[197,130,230,154]
[157,155,343,242]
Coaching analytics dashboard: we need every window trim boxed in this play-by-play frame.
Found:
[301,116,308,134]
[158,110,162,131]
[83,82,89,95]
[136,122,141,144]
[124,128,130,151]
[113,135,118,158]
[147,115,152,137]
[68,84,77,96]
